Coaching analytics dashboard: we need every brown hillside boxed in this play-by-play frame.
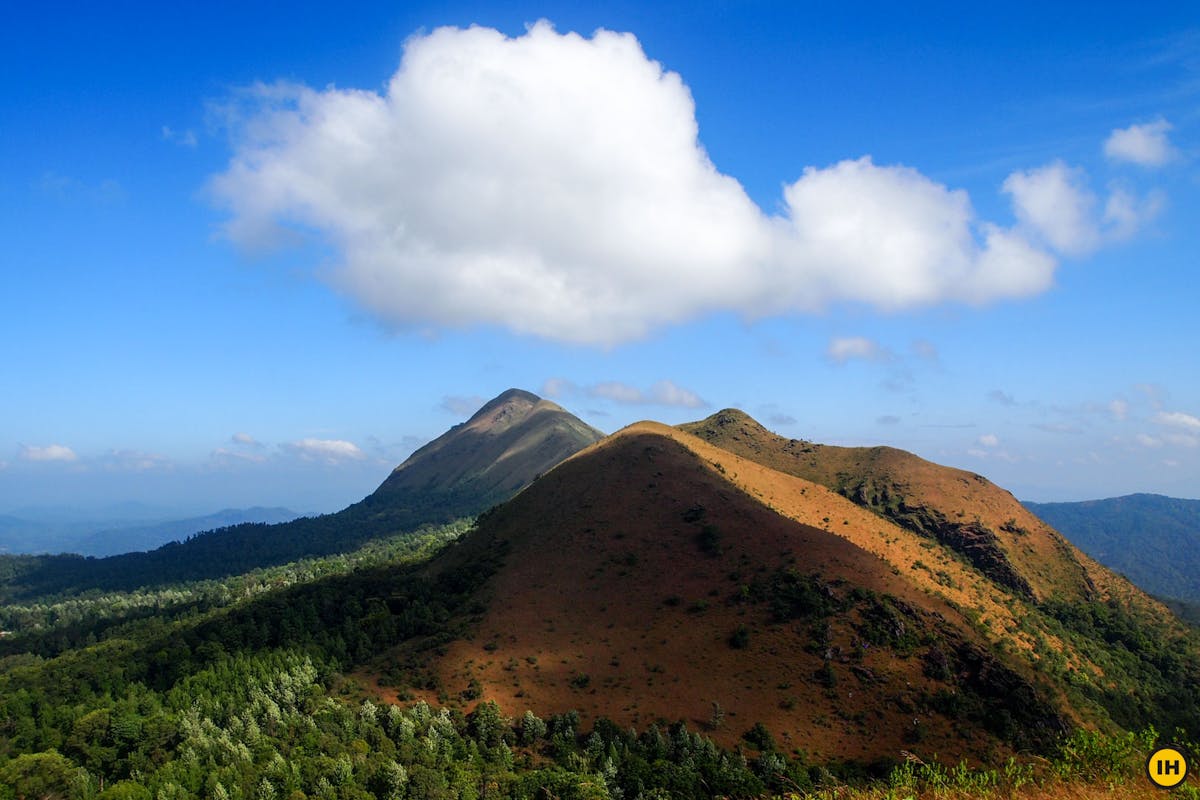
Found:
[680,410,1099,605]
[370,423,1067,763]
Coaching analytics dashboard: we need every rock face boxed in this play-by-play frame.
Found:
[364,388,604,523]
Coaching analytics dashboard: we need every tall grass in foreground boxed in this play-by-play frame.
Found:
[785,728,1199,799]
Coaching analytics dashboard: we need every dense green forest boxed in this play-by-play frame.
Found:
[1026,494,1200,603]
[0,520,797,799]
[0,491,481,602]
[3,516,1199,799]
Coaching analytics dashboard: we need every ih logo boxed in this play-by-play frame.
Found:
[1147,745,1189,789]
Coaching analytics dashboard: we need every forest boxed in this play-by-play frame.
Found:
[1,515,1196,799]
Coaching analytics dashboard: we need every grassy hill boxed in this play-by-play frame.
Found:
[2,404,1199,799]
[360,416,1200,765]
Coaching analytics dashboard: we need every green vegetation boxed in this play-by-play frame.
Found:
[2,515,1199,799]
[0,504,470,601]
[1027,494,1200,603]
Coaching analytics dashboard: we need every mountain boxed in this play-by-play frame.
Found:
[0,389,603,599]
[1025,494,1200,603]
[678,410,1101,604]
[364,388,605,521]
[73,507,301,556]
[0,507,300,557]
[364,414,1200,763]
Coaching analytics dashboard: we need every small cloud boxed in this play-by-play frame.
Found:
[439,395,486,417]
[768,413,797,426]
[588,380,705,408]
[977,433,1000,447]
[1154,411,1200,432]
[966,448,989,458]
[877,415,901,425]
[100,449,173,472]
[589,382,643,404]
[162,125,198,147]
[231,432,263,447]
[1108,399,1129,421]
[18,443,78,462]
[646,380,706,408]
[282,438,365,464]
[211,447,269,465]
[988,389,1017,407]
[1104,119,1175,167]
[1164,433,1200,448]
[827,336,889,364]
[541,378,576,399]
[1002,160,1158,255]
[1135,383,1165,410]
[1136,433,1163,448]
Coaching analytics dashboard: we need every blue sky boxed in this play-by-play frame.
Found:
[2,1,1198,515]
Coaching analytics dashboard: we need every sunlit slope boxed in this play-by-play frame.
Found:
[378,422,1068,762]
[680,410,1103,604]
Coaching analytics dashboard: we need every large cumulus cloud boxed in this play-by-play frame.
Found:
[212,22,1124,346]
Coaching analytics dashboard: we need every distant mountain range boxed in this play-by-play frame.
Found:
[0,389,603,599]
[0,506,300,557]
[1025,494,1200,604]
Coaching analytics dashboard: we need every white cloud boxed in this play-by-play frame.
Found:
[439,395,486,416]
[1155,411,1200,432]
[1137,433,1164,448]
[211,447,269,465]
[1165,433,1200,448]
[1001,161,1158,256]
[541,377,704,407]
[211,22,1072,346]
[231,432,262,447]
[827,336,888,364]
[589,380,705,408]
[18,443,78,462]
[1104,119,1174,167]
[1108,399,1129,421]
[540,377,574,399]
[100,449,173,472]
[283,438,365,464]
[977,433,1000,448]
